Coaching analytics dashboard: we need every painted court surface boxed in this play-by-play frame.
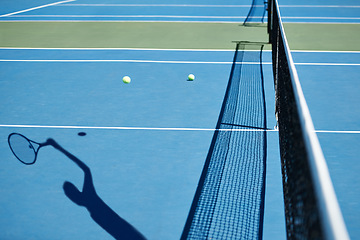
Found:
[0,0,359,239]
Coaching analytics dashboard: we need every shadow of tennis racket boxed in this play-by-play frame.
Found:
[8,133,50,165]
[7,133,147,240]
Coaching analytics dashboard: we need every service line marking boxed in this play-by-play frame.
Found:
[0,0,76,18]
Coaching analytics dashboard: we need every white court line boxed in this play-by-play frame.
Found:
[1,124,359,134]
[5,15,360,21]
[13,15,358,21]
[0,47,238,52]
[316,130,360,134]
[60,4,254,7]
[283,16,360,20]
[61,4,360,8]
[8,15,252,19]
[1,20,357,24]
[0,20,249,23]
[291,50,360,53]
[282,21,360,24]
[2,48,360,54]
[296,62,360,66]
[0,0,76,18]
[281,5,360,8]
[0,59,268,64]
[2,16,359,24]
[0,124,276,132]
[1,59,360,66]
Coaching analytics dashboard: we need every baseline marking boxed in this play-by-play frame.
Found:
[280,5,360,8]
[2,16,358,24]
[0,124,276,132]
[1,124,359,134]
[283,17,360,20]
[295,62,360,66]
[0,59,269,64]
[60,4,255,7]
[0,47,238,52]
[1,20,358,24]
[316,130,360,134]
[0,20,250,23]
[7,15,253,19]
[5,15,360,21]
[1,59,359,66]
[2,48,360,54]
[291,50,360,54]
[281,22,360,24]
[60,4,360,8]
[0,0,76,18]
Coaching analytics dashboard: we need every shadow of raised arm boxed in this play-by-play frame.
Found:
[46,138,146,240]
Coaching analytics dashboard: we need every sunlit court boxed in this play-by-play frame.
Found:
[1,0,359,239]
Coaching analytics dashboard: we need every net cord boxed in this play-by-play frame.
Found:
[272,1,349,239]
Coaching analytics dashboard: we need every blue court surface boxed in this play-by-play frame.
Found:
[0,0,359,240]
[0,47,284,240]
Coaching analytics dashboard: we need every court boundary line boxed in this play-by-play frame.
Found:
[296,63,360,66]
[0,124,276,132]
[0,0,76,18]
[1,124,359,134]
[1,59,360,66]
[316,130,360,134]
[60,4,360,8]
[0,59,265,64]
[283,22,360,24]
[291,50,360,53]
[0,47,238,52]
[280,5,360,8]
[5,15,360,21]
[1,20,359,24]
[1,48,360,53]
[60,4,255,7]
[7,15,253,19]
[283,17,360,20]
[0,20,255,23]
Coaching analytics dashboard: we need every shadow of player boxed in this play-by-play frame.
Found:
[46,138,146,240]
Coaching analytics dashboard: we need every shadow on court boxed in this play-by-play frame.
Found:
[48,139,146,240]
[8,133,146,240]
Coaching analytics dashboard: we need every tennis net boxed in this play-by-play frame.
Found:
[268,0,349,239]
[181,42,267,240]
[244,0,267,25]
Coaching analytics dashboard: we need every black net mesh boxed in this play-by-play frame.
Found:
[269,0,324,239]
[244,0,267,25]
[181,43,267,240]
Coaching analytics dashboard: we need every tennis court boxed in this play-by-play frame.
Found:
[0,0,359,239]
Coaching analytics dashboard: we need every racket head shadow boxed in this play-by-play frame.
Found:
[8,133,41,165]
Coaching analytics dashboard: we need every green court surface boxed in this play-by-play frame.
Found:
[284,23,360,51]
[1,22,360,51]
[0,22,269,49]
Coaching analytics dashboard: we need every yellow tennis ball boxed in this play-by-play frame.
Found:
[188,74,195,81]
[122,76,131,84]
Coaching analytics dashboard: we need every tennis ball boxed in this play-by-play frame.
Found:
[123,76,131,84]
[188,74,195,81]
